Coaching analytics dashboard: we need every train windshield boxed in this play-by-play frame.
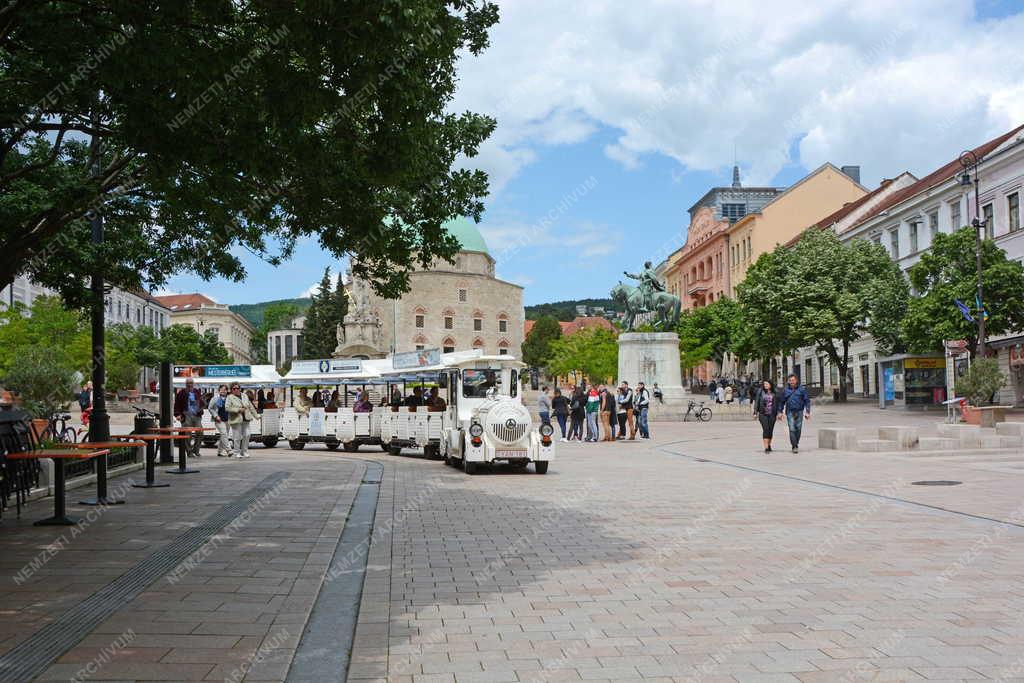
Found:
[462,369,502,398]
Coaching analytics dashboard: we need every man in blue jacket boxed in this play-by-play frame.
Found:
[781,374,811,453]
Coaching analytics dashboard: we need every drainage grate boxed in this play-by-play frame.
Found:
[0,472,291,683]
[912,480,962,486]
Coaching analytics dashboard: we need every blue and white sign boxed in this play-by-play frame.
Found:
[173,365,251,378]
[290,359,364,375]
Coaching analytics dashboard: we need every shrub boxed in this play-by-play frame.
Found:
[3,347,78,418]
[954,358,1006,406]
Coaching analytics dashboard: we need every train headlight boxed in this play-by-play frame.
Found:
[469,422,484,437]
[539,423,554,437]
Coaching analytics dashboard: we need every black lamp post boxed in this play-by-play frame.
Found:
[88,128,110,444]
[959,150,987,358]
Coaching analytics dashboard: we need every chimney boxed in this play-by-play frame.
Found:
[841,165,861,184]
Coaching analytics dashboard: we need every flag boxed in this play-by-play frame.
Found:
[976,295,989,321]
[954,299,974,323]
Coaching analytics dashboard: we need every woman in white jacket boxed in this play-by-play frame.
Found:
[225,383,258,458]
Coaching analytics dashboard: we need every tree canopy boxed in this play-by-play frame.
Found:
[2,1,499,308]
[903,227,1024,354]
[301,268,348,360]
[546,328,618,383]
[522,315,562,369]
[676,297,742,371]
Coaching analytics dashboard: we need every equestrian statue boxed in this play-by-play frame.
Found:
[611,260,681,332]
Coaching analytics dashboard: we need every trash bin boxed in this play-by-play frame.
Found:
[832,388,839,402]
[133,413,156,435]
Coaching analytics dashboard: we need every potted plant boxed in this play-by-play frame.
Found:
[2,347,78,440]
[954,358,1007,425]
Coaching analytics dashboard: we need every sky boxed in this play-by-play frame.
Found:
[164,0,1024,307]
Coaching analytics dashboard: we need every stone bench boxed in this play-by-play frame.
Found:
[818,428,858,450]
[878,426,919,449]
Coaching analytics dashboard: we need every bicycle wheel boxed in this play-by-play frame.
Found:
[698,407,712,422]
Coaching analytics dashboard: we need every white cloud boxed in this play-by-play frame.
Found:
[298,270,340,298]
[452,0,1024,189]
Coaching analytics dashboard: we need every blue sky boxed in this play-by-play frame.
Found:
[165,0,1024,307]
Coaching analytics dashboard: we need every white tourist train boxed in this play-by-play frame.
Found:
[171,364,283,449]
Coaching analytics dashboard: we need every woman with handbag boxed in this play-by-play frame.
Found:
[225,383,258,459]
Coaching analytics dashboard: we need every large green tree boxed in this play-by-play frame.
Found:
[736,248,798,366]
[1,1,498,308]
[156,324,231,365]
[904,227,1024,354]
[676,297,743,371]
[522,315,562,369]
[0,296,91,375]
[783,229,909,400]
[547,328,618,383]
[251,301,300,364]
[301,268,349,359]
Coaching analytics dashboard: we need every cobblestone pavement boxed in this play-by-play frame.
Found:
[1,404,1023,681]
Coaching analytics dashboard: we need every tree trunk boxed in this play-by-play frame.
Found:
[837,338,850,402]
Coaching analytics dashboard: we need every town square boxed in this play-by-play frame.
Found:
[4,1,1024,682]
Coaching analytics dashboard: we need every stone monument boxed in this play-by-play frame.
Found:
[613,261,685,405]
[333,265,386,359]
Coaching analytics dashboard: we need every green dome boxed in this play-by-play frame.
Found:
[444,216,489,255]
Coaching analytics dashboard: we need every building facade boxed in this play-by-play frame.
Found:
[267,315,305,369]
[1,275,171,333]
[153,293,256,364]
[334,217,525,359]
[727,163,867,296]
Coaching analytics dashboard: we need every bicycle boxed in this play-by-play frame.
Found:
[47,412,81,443]
[683,400,712,423]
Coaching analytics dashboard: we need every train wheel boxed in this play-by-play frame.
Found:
[288,440,305,450]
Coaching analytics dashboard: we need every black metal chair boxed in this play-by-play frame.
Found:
[0,409,42,519]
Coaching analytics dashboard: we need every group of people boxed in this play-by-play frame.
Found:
[174,378,258,459]
[752,374,812,453]
[706,377,760,405]
[537,380,653,442]
[291,385,448,416]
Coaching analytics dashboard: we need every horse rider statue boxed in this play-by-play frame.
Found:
[623,261,665,313]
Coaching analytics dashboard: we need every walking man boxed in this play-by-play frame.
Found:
[781,373,811,453]
[635,381,651,439]
[537,386,552,426]
[210,384,234,457]
[173,377,205,457]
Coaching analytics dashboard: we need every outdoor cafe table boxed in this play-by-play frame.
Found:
[64,440,145,505]
[6,448,111,526]
[149,427,208,475]
[111,433,187,489]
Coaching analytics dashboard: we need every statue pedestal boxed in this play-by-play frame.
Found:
[618,332,685,405]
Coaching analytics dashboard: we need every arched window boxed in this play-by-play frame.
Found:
[442,307,455,331]
[497,312,508,334]
[413,333,427,351]
[472,309,484,332]
[442,337,456,354]
[497,338,510,356]
[472,337,484,349]
[414,306,426,329]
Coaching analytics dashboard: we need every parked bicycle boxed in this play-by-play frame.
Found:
[47,412,81,443]
[683,400,712,423]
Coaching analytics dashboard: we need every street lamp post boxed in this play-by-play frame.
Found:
[959,150,987,358]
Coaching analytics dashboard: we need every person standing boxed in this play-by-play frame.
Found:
[569,387,586,441]
[173,377,205,457]
[225,383,257,458]
[708,380,717,402]
[210,385,234,457]
[537,386,552,427]
[781,373,812,453]
[635,382,650,439]
[753,379,781,454]
[617,381,636,440]
[600,386,616,441]
[585,386,600,442]
[551,388,569,440]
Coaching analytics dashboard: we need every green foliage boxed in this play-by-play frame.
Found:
[2,2,499,307]
[676,298,743,370]
[156,324,231,365]
[521,315,562,368]
[736,248,798,361]
[2,347,78,418]
[250,302,301,363]
[301,268,348,360]
[525,299,617,322]
[546,328,618,383]
[231,298,310,328]
[0,296,90,376]
[904,228,1024,354]
[955,358,1006,406]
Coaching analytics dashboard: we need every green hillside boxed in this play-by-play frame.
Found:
[525,298,617,321]
[230,298,311,327]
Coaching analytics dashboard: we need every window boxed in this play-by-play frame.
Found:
[285,335,293,360]
[415,344,425,351]
[889,229,900,258]
[443,345,455,353]
[473,318,482,331]
[908,221,919,253]
[721,203,746,222]
[444,316,453,330]
[928,211,939,241]
[463,368,501,398]
[499,348,509,355]
[1009,193,1020,233]
[274,336,281,365]
[415,314,424,328]
[498,319,507,333]
[950,200,961,230]
[458,288,467,302]
[983,203,994,239]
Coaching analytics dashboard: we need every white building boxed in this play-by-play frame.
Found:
[153,293,256,364]
[267,315,305,370]
[799,123,1024,407]
[1,274,171,333]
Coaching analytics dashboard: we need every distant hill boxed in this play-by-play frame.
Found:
[526,298,618,322]
[230,298,311,327]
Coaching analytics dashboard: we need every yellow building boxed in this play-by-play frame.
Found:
[728,163,867,295]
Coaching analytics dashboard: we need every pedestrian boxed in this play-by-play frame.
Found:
[537,386,552,427]
[569,387,586,440]
[614,382,630,439]
[635,381,651,439]
[781,373,812,453]
[551,388,569,440]
[600,385,616,441]
[716,382,725,404]
[225,382,257,458]
[585,386,600,442]
[752,379,782,454]
[173,377,205,457]
[724,383,734,404]
[747,381,758,405]
[77,381,92,412]
[708,380,717,402]
[210,384,234,457]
